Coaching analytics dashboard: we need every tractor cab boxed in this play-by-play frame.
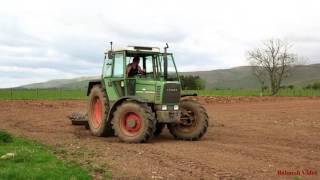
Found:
[102,45,181,106]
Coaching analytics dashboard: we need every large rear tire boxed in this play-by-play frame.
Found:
[87,85,113,137]
[112,101,156,143]
[168,100,208,141]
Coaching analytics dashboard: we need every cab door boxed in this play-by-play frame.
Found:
[103,52,125,102]
[135,55,156,102]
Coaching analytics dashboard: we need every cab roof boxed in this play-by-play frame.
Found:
[106,46,161,53]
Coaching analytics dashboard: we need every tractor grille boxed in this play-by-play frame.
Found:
[156,85,161,101]
[162,83,181,104]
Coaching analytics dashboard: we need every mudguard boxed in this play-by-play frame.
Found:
[87,79,102,96]
[106,96,146,122]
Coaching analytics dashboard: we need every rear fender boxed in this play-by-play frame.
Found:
[87,80,102,96]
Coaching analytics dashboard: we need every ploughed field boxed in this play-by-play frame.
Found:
[0,97,319,180]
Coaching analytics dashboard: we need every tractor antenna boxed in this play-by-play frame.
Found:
[110,41,113,51]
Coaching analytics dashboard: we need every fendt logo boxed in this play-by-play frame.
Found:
[167,88,178,92]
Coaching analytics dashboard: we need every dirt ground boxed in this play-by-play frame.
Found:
[0,97,319,180]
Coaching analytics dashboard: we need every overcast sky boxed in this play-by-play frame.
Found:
[1,0,320,88]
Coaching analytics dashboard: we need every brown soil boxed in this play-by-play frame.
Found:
[0,97,319,180]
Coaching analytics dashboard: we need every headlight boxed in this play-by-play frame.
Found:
[173,105,179,110]
[162,105,167,110]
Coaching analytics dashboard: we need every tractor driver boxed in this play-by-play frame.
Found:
[126,56,145,77]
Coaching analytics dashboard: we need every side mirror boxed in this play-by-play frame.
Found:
[108,51,114,59]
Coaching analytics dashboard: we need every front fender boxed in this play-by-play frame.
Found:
[106,96,146,122]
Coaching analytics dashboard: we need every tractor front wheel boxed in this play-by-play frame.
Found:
[168,100,208,141]
[112,101,156,143]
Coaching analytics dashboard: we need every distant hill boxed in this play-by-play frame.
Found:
[19,64,320,89]
[20,76,99,89]
[181,64,320,89]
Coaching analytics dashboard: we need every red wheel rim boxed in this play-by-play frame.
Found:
[93,98,102,128]
[121,112,142,136]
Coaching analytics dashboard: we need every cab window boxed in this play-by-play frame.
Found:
[103,58,112,77]
[113,53,124,77]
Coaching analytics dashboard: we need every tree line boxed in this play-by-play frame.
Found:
[179,75,205,90]
[304,82,320,90]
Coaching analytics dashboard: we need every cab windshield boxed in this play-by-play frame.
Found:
[124,52,179,81]
[157,54,179,81]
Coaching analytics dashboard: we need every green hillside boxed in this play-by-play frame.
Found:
[181,66,259,89]
[181,64,320,89]
[21,76,99,89]
[283,64,320,86]
[19,64,320,90]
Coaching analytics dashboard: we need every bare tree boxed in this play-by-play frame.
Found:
[251,64,268,95]
[247,39,297,95]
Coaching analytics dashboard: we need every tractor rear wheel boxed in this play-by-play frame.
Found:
[112,101,156,143]
[87,85,113,137]
[168,100,208,141]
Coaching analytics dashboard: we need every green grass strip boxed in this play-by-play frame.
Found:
[0,131,91,180]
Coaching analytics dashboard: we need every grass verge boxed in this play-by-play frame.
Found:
[183,89,320,96]
[0,131,91,180]
[1,88,319,100]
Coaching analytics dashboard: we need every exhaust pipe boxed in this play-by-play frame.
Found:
[164,43,169,80]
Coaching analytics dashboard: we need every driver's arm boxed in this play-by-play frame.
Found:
[126,65,132,77]
[138,66,145,74]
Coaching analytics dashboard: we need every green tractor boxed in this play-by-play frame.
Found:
[85,43,208,143]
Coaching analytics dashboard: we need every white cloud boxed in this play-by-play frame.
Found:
[0,66,78,88]
[1,0,320,87]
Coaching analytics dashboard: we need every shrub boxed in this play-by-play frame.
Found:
[304,84,312,90]
[287,85,294,90]
[304,82,320,90]
[0,131,13,143]
[312,82,320,90]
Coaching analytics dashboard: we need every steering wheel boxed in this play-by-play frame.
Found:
[134,72,144,78]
